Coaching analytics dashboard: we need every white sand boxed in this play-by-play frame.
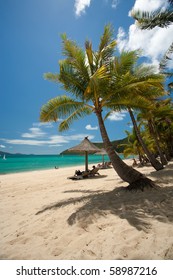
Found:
[0,159,173,260]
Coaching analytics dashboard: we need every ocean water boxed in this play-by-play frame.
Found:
[0,154,121,174]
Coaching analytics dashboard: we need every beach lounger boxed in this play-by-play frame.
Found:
[67,168,100,180]
[89,167,100,176]
[67,170,90,180]
[67,175,83,180]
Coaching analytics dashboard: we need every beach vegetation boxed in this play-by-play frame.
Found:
[131,0,173,75]
[131,0,173,30]
[103,51,167,170]
[120,98,173,164]
[40,24,167,190]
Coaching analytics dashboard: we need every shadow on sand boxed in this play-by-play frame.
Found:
[36,168,173,232]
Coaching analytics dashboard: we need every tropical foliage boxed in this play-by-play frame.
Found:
[40,24,167,189]
[120,98,173,164]
[131,0,173,30]
[131,0,173,73]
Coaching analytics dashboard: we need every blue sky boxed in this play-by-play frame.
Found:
[1,0,173,154]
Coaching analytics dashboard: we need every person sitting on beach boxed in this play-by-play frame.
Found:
[75,170,82,175]
[132,158,137,167]
[74,169,90,178]
[89,165,100,176]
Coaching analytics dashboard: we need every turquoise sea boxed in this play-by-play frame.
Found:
[0,154,122,175]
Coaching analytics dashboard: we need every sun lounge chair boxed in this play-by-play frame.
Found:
[88,167,100,176]
[67,170,90,180]
[67,168,100,180]
[67,175,83,180]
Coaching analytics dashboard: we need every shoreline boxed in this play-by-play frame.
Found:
[0,158,132,176]
[0,154,113,176]
[0,159,173,260]
[0,155,129,176]
[0,153,130,176]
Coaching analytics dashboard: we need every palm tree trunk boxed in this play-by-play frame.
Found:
[137,146,143,164]
[166,119,173,157]
[128,108,163,171]
[148,119,167,165]
[95,110,158,189]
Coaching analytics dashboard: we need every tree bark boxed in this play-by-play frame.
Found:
[128,108,163,171]
[95,110,157,189]
[147,119,167,165]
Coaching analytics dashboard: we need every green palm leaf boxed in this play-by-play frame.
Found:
[40,96,92,123]
[59,105,93,132]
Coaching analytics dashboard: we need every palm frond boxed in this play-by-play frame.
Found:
[160,42,173,71]
[98,24,114,52]
[40,95,91,123]
[131,9,173,29]
[85,40,95,75]
[113,50,140,75]
[168,0,173,5]
[58,61,88,98]
[84,64,110,101]
[44,73,59,83]
[97,24,117,67]
[59,105,92,132]
[61,35,90,81]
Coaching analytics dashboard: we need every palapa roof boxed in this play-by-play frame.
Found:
[68,137,101,153]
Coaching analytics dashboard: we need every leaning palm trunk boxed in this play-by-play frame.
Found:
[96,110,158,189]
[137,146,143,164]
[128,108,163,171]
[167,120,173,157]
[147,119,167,165]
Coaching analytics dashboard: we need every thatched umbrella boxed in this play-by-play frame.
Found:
[68,137,101,171]
[95,148,107,164]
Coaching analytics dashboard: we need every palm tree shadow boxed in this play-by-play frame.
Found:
[149,163,173,182]
[36,184,173,232]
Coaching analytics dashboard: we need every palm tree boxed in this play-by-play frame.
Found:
[128,107,166,167]
[40,25,163,189]
[119,129,144,163]
[137,109,168,165]
[104,51,165,170]
[131,0,173,72]
[153,99,173,158]
[160,42,173,73]
[131,0,173,30]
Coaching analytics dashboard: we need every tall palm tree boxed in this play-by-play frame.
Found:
[104,51,166,170]
[128,107,166,167]
[40,25,163,189]
[153,99,173,157]
[137,109,168,165]
[119,129,144,162]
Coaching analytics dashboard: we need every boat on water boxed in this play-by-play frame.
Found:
[3,154,6,160]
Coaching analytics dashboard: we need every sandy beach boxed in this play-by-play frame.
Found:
[0,159,173,260]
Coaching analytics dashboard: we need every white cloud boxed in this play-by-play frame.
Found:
[33,122,53,128]
[131,0,167,13]
[85,124,98,130]
[74,0,91,17]
[111,0,119,9]
[74,0,119,16]
[0,144,6,148]
[2,139,53,146]
[117,0,173,69]
[108,111,127,121]
[22,128,47,138]
[0,134,95,147]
